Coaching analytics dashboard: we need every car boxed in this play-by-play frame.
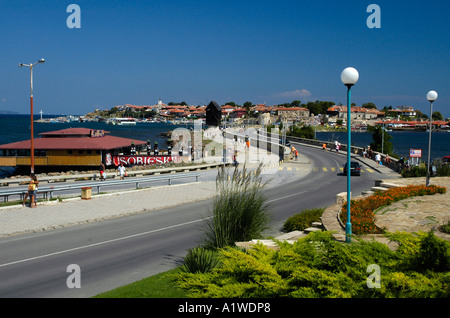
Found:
[343,161,361,176]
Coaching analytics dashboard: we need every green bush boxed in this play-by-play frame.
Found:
[410,231,450,272]
[436,163,450,177]
[173,231,450,298]
[179,247,220,274]
[401,166,427,178]
[200,164,270,250]
[440,220,450,234]
[282,208,325,232]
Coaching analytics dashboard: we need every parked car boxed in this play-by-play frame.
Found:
[343,161,361,176]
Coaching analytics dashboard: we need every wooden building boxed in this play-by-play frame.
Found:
[0,128,147,173]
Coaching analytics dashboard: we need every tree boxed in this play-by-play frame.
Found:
[432,111,443,121]
[362,102,377,109]
[290,100,301,107]
[368,125,393,154]
[243,101,253,108]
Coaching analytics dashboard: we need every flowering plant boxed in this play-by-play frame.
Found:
[339,185,446,235]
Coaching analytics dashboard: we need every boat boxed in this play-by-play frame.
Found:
[106,117,136,125]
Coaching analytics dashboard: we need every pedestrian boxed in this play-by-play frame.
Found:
[22,173,39,208]
[118,163,126,180]
[232,152,239,167]
[322,143,326,151]
[375,153,381,166]
[99,162,106,181]
[295,150,298,160]
[363,147,367,158]
[385,154,391,166]
[335,142,340,153]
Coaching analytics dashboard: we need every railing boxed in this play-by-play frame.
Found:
[0,162,227,188]
[0,172,201,202]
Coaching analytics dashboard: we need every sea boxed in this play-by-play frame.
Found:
[0,114,449,177]
[0,114,189,178]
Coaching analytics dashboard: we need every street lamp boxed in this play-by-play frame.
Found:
[19,58,45,174]
[426,90,438,187]
[341,67,359,243]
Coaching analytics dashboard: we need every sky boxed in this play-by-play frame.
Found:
[0,0,449,117]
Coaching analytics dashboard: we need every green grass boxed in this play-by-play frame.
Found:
[93,268,187,298]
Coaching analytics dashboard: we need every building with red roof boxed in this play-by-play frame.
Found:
[0,128,146,172]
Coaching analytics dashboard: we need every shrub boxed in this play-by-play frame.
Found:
[410,231,450,272]
[282,208,325,232]
[172,231,450,298]
[200,163,270,249]
[340,185,447,235]
[401,166,427,178]
[179,247,220,274]
[440,220,450,234]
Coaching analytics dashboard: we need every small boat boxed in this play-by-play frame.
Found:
[107,118,136,125]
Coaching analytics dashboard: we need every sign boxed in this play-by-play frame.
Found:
[113,155,176,166]
[409,149,422,158]
[90,129,105,138]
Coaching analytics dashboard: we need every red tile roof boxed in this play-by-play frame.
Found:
[0,128,146,150]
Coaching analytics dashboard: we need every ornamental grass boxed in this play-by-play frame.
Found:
[340,185,447,235]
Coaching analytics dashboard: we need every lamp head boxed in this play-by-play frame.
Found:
[38,58,45,63]
[426,90,438,102]
[341,67,359,86]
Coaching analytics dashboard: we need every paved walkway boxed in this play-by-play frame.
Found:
[0,155,311,238]
[1,145,448,245]
[321,176,450,244]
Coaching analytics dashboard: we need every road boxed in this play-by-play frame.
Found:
[0,141,386,297]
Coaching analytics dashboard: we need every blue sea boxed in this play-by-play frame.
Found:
[316,130,449,162]
[0,114,189,177]
[0,114,449,177]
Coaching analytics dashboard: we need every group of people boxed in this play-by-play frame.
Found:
[99,162,127,181]
[363,146,391,167]
[322,141,341,153]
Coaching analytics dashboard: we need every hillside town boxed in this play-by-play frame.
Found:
[81,99,450,132]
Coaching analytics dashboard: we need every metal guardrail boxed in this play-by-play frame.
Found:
[0,172,201,202]
[0,162,226,187]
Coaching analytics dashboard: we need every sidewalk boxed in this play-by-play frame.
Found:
[0,150,311,238]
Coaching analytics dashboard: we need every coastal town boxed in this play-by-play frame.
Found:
[36,99,450,132]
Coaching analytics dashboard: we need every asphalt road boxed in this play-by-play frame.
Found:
[0,142,383,298]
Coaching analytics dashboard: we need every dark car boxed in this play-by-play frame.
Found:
[343,161,361,176]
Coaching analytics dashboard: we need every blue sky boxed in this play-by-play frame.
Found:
[1,0,449,117]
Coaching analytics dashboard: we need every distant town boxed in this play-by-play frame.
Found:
[37,99,449,132]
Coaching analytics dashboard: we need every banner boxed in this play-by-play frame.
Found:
[409,149,422,158]
[113,155,177,166]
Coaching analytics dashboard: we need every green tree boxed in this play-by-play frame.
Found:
[362,102,377,109]
[432,111,443,121]
[368,125,393,154]
[290,100,301,107]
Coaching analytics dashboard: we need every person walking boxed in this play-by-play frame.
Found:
[99,162,106,181]
[22,174,39,208]
[322,143,327,151]
[375,153,381,166]
[118,163,126,180]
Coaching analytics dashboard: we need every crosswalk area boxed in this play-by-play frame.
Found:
[278,166,376,173]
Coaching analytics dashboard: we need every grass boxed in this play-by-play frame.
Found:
[93,268,187,298]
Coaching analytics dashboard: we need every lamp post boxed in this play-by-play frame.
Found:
[426,90,438,187]
[341,67,359,243]
[19,58,45,174]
